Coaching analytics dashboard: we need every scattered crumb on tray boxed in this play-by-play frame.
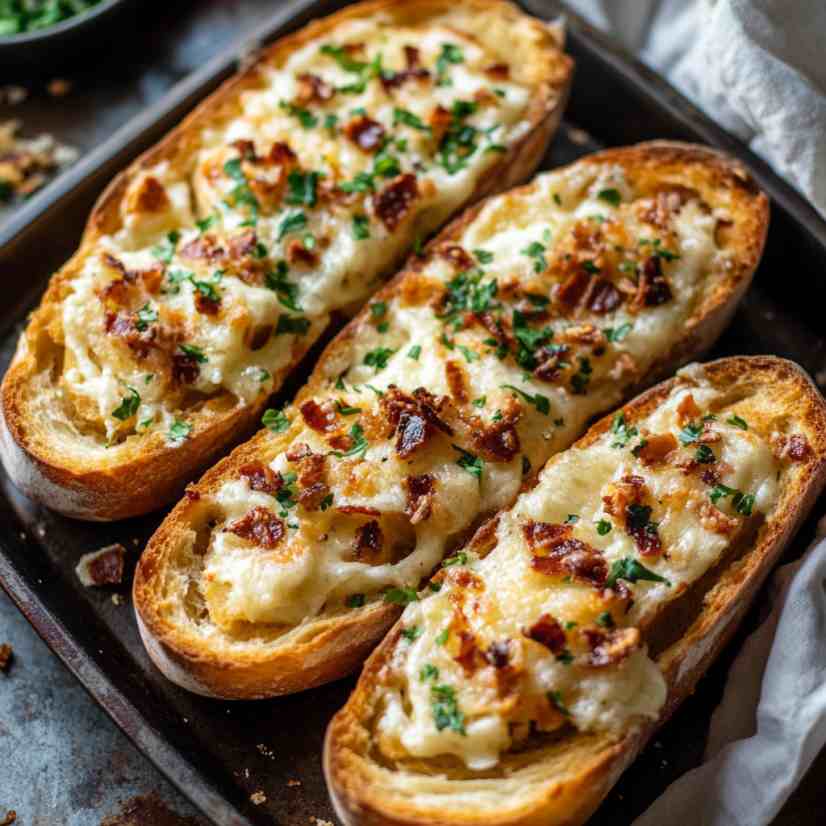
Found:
[111,593,123,606]
[565,125,593,145]
[0,85,27,105]
[99,794,204,826]
[1,810,16,825]
[249,791,266,806]
[286,778,301,787]
[75,543,126,587]
[47,78,72,98]
[0,119,78,202]
[309,818,333,826]
[0,643,13,673]
[256,743,275,759]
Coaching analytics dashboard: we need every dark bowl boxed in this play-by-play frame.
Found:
[0,0,134,77]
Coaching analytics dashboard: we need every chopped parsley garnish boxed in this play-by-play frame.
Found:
[439,268,499,321]
[556,650,574,665]
[384,587,419,605]
[401,626,423,641]
[191,278,220,303]
[285,170,319,207]
[407,344,422,360]
[564,514,579,525]
[472,396,486,408]
[570,357,593,395]
[151,230,180,264]
[473,248,494,265]
[195,215,216,234]
[135,303,157,332]
[548,690,571,717]
[501,383,550,415]
[611,412,638,448]
[276,314,311,336]
[709,483,738,505]
[582,260,600,274]
[458,345,478,363]
[346,593,365,608]
[598,188,622,206]
[606,557,671,588]
[521,240,547,273]
[324,113,338,134]
[336,400,362,416]
[370,302,387,320]
[265,261,301,311]
[420,664,439,682]
[352,213,370,240]
[262,407,290,433]
[522,455,531,475]
[710,484,755,516]
[222,159,259,224]
[603,322,632,343]
[596,611,615,628]
[437,99,480,174]
[334,423,369,458]
[435,628,449,645]
[639,237,680,261]
[393,107,430,132]
[727,414,748,430]
[596,519,612,536]
[178,343,207,363]
[431,684,466,734]
[363,346,395,372]
[168,419,192,444]
[453,444,484,481]
[679,421,703,445]
[112,387,140,421]
[511,310,553,370]
[695,444,716,464]
[278,100,318,129]
[277,211,307,242]
[442,552,468,568]
[339,171,375,194]
[435,42,463,86]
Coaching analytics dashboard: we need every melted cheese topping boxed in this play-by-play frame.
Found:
[377,373,781,770]
[201,161,737,630]
[58,17,536,443]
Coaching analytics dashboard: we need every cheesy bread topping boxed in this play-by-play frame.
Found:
[198,161,743,632]
[375,370,805,770]
[60,15,539,444]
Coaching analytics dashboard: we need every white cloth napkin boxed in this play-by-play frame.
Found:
[560,2,826,821]
[564,0,826,218]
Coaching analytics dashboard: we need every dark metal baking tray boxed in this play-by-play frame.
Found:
[1,1,825,824]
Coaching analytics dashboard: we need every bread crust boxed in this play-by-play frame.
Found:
[323,356,826,826]
[0,0,572,521]
[133,141,770,700]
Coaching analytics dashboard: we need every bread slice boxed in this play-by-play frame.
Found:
[0,0,571,521]
[132,141,769,699]
[324,355,826,826]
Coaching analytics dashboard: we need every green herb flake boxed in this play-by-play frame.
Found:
[603,322,632,343]
[346,593,365,608]
[407,344,422,361]
[596,519,612,536]
[363,347,396,372]
[333,423,369,458]
[501,383,551,415]
[112,386,140,421]
[384,587,419,605]
[401,626,423,642]
[262,407,290,433]
[598,188,622,206]
[453,444,484,481]
[352,213,370,240]
[606,557,671,589]
[727,414,748,430]
[168,419,192,444]
[431,684,466,734]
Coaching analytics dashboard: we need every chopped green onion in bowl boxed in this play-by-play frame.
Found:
[0,0,103,37]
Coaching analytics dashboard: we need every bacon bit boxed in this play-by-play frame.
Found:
[555,270,590,309]
[286,238,318,268]
[102,252,132,280]
[373,173,419,231]
[295,72,334,104]
[231,139,257,161]
[353,520,384,559]
[560,323,605,349]
[583,626,640,667]
[525,522,608,587]
[454,630,481,674]
[698,500,739,535]
[247,324,273,351]
[171,351,200,384]
[286,443,312,462]
[194,291,220,315]
[381,386,453,458]
[698,423,721,444]
[404,473,435,524]
[397,412,430,458]
[180,234,225,263]
[240,461,283,497]
[468,515,500,557]
[774,433,811,462]
[635,433,677,467]
[184,486,201,502]
[337,504,381,517]
[439,244,474,271]
[344,115,385,153]
[523,613,566,653]
[587,279,623,314]
[484,640,511,669]
[608,475,661,556]
[75,543,126,587]
[485,63,510,80]
[104,311,156,359]
[288,447,329,511]
[265,141,298,167]
[428,104,452,144]
[140,263,165,294]
[445,359,469,404]
[227,229,258,260]
[633,256,672,309]
[131,175,169,213]
[534,347,569,383]
[641,185,699,230]
[676,393,701,425]
[472,404,521,462]
[381,45,430,91]
[300,399,337,433]
[701,467,721,487]
[226,507,285,548]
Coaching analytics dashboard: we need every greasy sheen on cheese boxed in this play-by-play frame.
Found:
[198,160,741,633]
[374,368,795,771]
[59,14,541,445]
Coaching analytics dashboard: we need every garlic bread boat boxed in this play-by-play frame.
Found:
[325,356,826,826]
[0,0,571,520]
[133,142,768,698]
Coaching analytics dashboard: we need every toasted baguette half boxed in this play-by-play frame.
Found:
[325,355,826,826]
[133,142,769,700]
[0,0,571,521]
